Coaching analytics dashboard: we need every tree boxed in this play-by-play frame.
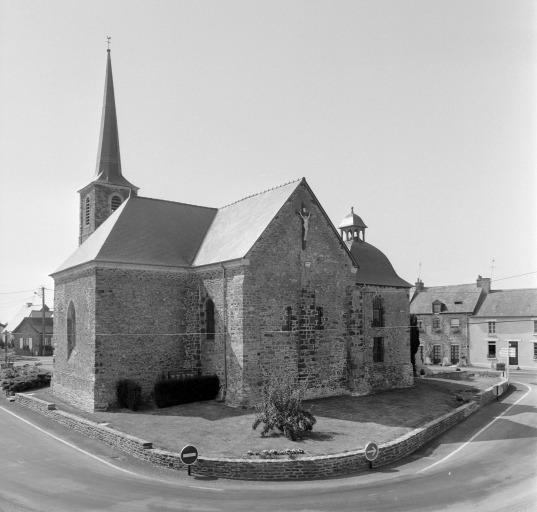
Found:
[410,314,420,375]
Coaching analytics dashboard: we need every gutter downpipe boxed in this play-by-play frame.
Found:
[221,263,228,401]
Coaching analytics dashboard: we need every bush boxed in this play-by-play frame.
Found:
[153,375,219,408]
[252,377,316,441]
[115,379,142,411]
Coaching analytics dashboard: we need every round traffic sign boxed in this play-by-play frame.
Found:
[364,442,379,462]
[492,385,503,397]
[180,445,198,465]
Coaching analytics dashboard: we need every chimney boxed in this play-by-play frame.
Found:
[476,275,491,294]
[415,279,424,292]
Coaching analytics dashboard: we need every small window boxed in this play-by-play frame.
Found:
[488,322,496,334]
[418,320,423,331]
[372,296,384,327]
[432,303,441,314]
[433,318,441,329]
[205,299,215,341]
[488,342,496,359]
[533,343,537,359]
[316,306,324,330]
[285,306,293,331]
[454,301,463,305]
[67,301,76,358]
[19,338,23,349]
[110,195,122,212]
[534,320,537,334]
[85,196,90,225]
[28,337,33,350]
[373,337,384,363]
[450,318,460,328]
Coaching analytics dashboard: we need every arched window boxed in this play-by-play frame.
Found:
[354,229,358,239]
[85,197,90,226]
[110,195,122,212]
[67,301,76,358]
[372,296,384,327]
[348,230,352,240]
[205,299,215,341]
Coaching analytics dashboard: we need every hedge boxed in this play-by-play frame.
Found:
[154,375,219,408]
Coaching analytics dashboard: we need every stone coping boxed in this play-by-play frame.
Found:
[10,378,508,480]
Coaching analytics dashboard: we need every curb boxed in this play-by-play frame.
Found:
[8,378,509,480]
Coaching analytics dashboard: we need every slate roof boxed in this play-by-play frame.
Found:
[193,180,301,266]
[54,180,306,274]
[4,303,51,333]
[53,197,217,273]
[11,316,53,335]
[473,288,537,317]
[410,284,484,314]
[346,239,411,288]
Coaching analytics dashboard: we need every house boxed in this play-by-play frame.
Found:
[409,276,490,366]
[10,314,54,356]
[468,288,537,370]
[3,300,53,350]
[50,48,413,412]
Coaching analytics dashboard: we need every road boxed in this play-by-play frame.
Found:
[0,373,536,512]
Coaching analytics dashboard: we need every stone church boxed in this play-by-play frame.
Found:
[51,50,413,412]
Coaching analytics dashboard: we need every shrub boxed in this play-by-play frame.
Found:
[252,376,316,441]
[115,379,142,411]
[0,365,50,394]
[153,375,219,408]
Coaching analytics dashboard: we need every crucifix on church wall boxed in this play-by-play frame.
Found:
[296,204,312,250]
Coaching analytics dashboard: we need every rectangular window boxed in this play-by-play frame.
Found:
[488,342,496,358]
[28,337,32,350]
[433,303,441,314]
[19,338,23,349]
[418,320,423,331]
[372,297,384,327]
[373,337,384,363]
[534,320,537,334]
[45,337,51,346]
[450,318,460,328]
[488,322,496,334]
[433,319,441,329]
[534,343,537,359]
[316,306,324,330]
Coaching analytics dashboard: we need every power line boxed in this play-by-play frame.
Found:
[492,271,537,283]
[0,288,40,295]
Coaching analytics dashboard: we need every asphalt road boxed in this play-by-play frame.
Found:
[0,373,536,512]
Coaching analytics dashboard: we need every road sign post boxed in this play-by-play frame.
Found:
[364,442,379,469]
[492,384,502,401]
[180,445,198,476]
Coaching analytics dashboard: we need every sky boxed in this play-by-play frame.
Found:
[0,0,535,324]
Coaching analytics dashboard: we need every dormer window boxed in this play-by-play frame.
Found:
[110,195,122,212]
[432,301,442,314]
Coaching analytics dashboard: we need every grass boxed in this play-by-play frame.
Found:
[30,374,500,459]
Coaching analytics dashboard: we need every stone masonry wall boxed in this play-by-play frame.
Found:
[92,268,200,410]
[358,286,413,393]
[242,182,356,405]
[417,313,470,366]
[52,269,97,412]
[79,183,133,245]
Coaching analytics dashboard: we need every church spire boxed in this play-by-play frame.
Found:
[93,45,138,191]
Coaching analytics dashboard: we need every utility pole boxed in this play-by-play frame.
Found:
[41,286,45,357]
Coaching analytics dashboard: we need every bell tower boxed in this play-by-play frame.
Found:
[78,45,139,245]
[338,207,367,242]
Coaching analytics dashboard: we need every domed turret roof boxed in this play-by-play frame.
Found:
[338,208,367,229]
[346,239,411,288]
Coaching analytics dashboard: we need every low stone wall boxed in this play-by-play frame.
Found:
[12,377,508,480]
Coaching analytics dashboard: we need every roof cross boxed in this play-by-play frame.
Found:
[107,36,111,50]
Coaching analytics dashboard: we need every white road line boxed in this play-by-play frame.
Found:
[417,381,532,474]
[0,405,224,491]
[0,405,140,476]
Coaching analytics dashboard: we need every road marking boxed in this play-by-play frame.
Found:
[417,382,532,474]
[0,405,224,491]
